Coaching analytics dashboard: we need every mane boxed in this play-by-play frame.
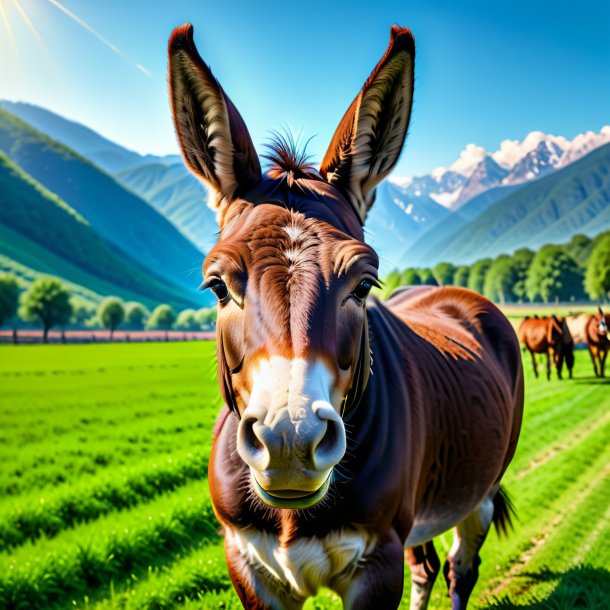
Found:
[262,130,321,185]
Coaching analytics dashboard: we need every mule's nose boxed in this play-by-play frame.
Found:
[236,404,346,473]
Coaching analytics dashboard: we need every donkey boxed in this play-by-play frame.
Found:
[168,24,524,610]
[518,316,574,380]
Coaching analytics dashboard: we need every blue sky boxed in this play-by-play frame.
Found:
[1,0,608,177]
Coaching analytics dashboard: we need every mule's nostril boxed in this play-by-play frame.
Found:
[316,421,336,456]
[243,417,263,452]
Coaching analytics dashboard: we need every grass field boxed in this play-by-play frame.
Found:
[0,341,608,609]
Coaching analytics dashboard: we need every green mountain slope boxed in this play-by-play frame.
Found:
[0,152,204,309]
[0,109,206,298]
[0,101,180,173]
[405,143,610,265]
[116,162,218,253]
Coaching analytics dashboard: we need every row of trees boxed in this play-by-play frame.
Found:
[0,275,217,341]
[381,232,610,304]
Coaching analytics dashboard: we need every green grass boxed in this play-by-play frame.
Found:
[0,342,608,609]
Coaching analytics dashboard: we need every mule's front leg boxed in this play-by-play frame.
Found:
[340,531,405,610]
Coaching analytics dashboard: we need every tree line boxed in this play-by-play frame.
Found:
[379,231,610,304]
[0,275,217,342]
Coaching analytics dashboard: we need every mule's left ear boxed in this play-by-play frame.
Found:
[320,25,415,224]
[168,24,261,221]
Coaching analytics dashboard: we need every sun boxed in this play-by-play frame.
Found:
[0,0,150,76]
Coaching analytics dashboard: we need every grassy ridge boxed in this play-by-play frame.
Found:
[0,342,608,609]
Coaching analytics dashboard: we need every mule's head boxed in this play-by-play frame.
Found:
[168,24,414,508]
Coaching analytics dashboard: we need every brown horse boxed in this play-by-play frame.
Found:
[168,24,524,610]
[585,307,609,377]
[518,316,574,380]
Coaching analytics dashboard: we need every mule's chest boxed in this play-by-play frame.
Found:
[225,525,377,600]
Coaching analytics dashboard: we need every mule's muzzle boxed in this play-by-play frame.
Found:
[237,404,346,509]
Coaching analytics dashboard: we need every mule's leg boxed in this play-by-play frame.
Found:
[340,531,404,610]
[589,345,600,377]
[406,541,441,610]
[601,347,607,378]
[546,350,552,381]
[443,495,495,610]
[528,348,538,378]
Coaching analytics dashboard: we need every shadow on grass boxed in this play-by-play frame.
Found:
[482,565,610,609]
[571,377,610,385]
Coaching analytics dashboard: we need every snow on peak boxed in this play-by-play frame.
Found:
[492,131,569,168]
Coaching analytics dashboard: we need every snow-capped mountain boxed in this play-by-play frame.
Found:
[390,125,610,213]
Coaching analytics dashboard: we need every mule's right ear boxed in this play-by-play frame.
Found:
[168,24,261,223]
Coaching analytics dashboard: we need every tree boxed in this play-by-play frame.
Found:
[196,307,218,330]
[176,308,200,331]
[417,268,439,286]
[432,262,456,286]
[483,255,517,304]
[70,298,96,327]
[567,234,593,268]
[0,273,19,328]
[453,265,470,288]
[147,304,176,340]
[380,270,401,300]
[512,248,535,303]
[98,297,125,339]
[467,258,492,294]
[585,235,610,301]
[399,268,420,286]
[124,302,149,330]
[19,276,72,342]
[526,245,584,303]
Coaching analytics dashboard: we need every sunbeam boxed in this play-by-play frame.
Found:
[0,0,17,53]
[45,0,151,76]
[9,0,49,54]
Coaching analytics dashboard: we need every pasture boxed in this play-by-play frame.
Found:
[0,341,608,609]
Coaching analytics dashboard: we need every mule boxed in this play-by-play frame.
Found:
[518,316,574,380]
[585,307,609,377]
[168,24,524,610]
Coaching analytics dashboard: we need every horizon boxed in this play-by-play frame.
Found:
[0,0,608,177]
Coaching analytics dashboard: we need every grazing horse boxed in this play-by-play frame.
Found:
[168,24,524,610]
[518,316,574,380]
[585,307,609,377]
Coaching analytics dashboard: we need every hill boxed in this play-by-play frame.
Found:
[0,109,208,300]
[0,152,205,309]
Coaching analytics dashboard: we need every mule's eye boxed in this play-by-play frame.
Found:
[207,279,230,303]
[352,279,373,301]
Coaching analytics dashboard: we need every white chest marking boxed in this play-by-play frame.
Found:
[226,526,377,598]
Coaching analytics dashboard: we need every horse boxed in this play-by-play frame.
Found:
[168,24,524,610]
[585,307,609,377]
[518,316,574,380]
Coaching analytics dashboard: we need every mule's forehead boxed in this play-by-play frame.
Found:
[210,206,376,276]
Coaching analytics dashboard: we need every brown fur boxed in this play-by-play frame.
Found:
[168,23,524,610]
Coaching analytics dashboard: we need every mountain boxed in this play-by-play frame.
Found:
[401,143,610,266]
[115,162,218,253]
[503,140,563,185]
[0,101,180,173]
[454,156,508,207]
[0,151,204,309]
[0,108,208,302]
[365,181,456,270]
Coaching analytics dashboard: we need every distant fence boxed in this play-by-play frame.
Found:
[0,330,216,344]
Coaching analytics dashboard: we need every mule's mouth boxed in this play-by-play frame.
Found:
[252,473,332,509]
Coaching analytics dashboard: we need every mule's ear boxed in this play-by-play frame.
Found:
[168,24,261,220]
[320,25,415,224]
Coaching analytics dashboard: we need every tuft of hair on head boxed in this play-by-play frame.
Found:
[262,129,321,187]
